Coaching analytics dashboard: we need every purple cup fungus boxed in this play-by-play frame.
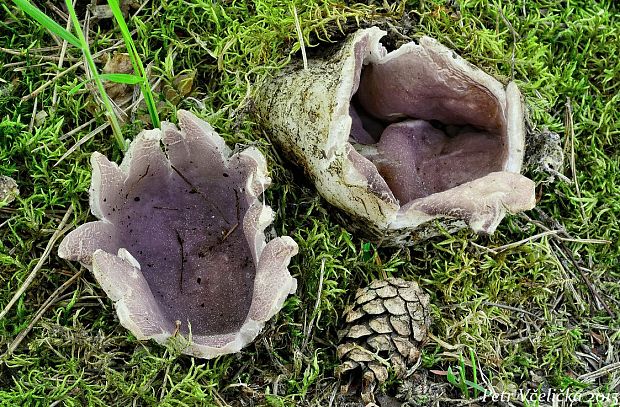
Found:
[255,27,536,245]
[58,110,298,358]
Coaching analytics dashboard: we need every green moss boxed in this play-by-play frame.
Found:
[1,0,619,404]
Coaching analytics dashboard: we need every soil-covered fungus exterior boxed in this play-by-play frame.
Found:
[256,27,535,245]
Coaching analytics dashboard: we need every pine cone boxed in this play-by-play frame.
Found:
[336,277,431,403]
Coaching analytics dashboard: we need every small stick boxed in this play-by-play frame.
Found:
[565,98,587,223]
[291,5,308,70]
[21,42,125,102]
[548,246,586,313]
[44,0,69,22]
[481,301,542,320]
[22,59,83,102]
[497,4,518,82]
[552,240,615,318]
[0,206,74,321]
[220,189,241,241]
[52,0,73,107]
[491,230,560,253]
[578,361,620,382]
[220,223,239,242]
[28,95,38,134]
[58,117,96,141]
[4,61,28,69]
[518,211,612,316]
[520,212,609,244]
[3,269,82,356]
[54,122,109,166]
[0,47,64,58]
[302,258,325,351]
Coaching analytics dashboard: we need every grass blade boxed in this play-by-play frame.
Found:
[107,0,160,128]
[68,73,144,96]
[459,356,470,399]
[67,80,87,96]
[470,349,479,398]
[463,379,488,394]
[12,0,81,47]
[64,0,126,151]
[99,73,144,84]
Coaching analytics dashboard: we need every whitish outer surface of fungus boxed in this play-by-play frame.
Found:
[59,110,298,358]
[255,27,535,245]
[0,175,19,205]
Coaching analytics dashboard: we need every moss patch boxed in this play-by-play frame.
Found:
[1,0,618,405]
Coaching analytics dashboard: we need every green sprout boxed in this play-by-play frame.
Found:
[446,349,489,399]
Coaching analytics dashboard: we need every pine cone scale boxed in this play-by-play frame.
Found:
[389,315,411,336]
[362,299,386,314]
[368,316,392,334]
[383,296,407,315]
[348,324,374,338]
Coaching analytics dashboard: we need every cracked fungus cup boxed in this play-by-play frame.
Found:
[59,110,298,358]
[256,27,536,246]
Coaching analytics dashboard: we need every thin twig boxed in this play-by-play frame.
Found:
[0,206,74,321]
[302,258,325,351]
[58,117,96,141]
[221,190,241,241]
[0,46,79,62]
[220,223,239,242]
[519,212,609,244]
[497,4,517,82]
[3,269,83,356]
[0,206,73,320]
[481,301,542,320]
[485,230,560,254]
[54,122,109,166]
[28,95,38,134]
[52,0,73,107]
[212,390,230,407]
[548,246,586,313]
[32,116,100,155]
[578,361,620,382]
[292,5,308,70]
[44,0,69,22]
[0,216,16,229]
[565,98,587,222]
[519,211,610,315]
[552,240,615,318]
[3,61,28,69]
[21,42,124,102]
[427,332,462,351]
[22,59,82,101]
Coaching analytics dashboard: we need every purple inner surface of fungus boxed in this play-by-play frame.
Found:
[349,48,508,203]
[101,149,253,337]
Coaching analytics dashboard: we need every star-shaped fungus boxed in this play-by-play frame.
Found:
[59,110,297,358]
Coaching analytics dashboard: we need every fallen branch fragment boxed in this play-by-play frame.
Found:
[0,206,73,321]
[3,268,83,356]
